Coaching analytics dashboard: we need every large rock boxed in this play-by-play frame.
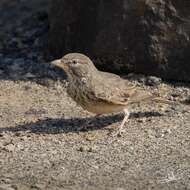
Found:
[48,0,190,81]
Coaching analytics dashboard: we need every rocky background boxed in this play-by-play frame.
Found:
[48,0,190,81]
[0,1,190,190]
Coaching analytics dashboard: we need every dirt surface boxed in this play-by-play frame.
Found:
[0,1,190,190]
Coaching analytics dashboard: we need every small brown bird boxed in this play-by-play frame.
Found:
[51,53,173,136]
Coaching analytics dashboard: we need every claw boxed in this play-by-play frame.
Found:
[111,127,126,137]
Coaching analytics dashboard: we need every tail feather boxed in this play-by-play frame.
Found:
[128,89,176,105]
[151,97,176,105]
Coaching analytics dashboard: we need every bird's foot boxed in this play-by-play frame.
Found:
[110,108,129,137]
[110,127,126,137]
[107,127,126,144]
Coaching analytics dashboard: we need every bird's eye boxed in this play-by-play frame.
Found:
[72,60,77,64]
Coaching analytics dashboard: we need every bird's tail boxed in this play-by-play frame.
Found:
[151,97,176,105]
[138,91,176,105]
[128,89,176,105]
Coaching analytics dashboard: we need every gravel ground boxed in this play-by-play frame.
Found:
[0,1,190,190]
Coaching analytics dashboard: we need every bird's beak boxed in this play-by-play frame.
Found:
[51,59,68,71]
[51,59,62,68]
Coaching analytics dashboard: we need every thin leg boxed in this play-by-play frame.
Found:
[112,109,130,137]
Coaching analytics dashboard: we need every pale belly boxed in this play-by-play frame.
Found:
[81,102,126,114]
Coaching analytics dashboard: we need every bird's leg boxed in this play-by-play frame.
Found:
[112,109,130,137]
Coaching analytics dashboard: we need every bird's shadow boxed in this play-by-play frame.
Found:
[0,111,163,135]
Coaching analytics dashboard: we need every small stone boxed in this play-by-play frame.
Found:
[0,184,15,190]
[147,129,154,139]
[12,184,30,190]
[36,78,55,87]
[14,132,23,137]
[85,133,96,141]
[155,132,162,138]
[163,128,172,135]
[137,118,146,123]
[24,72,36,79]
[127,73,135,78]
[88,146,97,153]
[78,146,88,152]
[3,144,15,152]
[182,97,190,105]
[1,178,12,184]
[30,184,46,190]
[171,93,180,98]
[137,75,147,84]
[23,85,31,91]
[146,76,162,86]
[0,133,5,137]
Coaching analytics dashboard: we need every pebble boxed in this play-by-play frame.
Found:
[24,72,36,79]
[182,97,190,105]
[78,146,88,152]
[2,144,15,152]
[137,118,147,123]
[78,145,97,153]
[84,133,96,141]
[0,184,15,190]
[146,76,162,86]
[30,184,46,190]
[12,184,30,190]
[1,178,12,184]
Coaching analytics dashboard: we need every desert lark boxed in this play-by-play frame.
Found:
[51,53,174,136]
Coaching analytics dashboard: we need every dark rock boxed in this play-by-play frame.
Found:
[48,0,190,81]
[0,69,4,75]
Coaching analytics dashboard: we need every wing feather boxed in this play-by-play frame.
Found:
[92,71,137,105]
[91,71,174,106]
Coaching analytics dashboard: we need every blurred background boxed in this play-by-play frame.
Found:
[1,0,190,82]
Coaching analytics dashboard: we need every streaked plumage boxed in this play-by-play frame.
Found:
[51,53,174,136]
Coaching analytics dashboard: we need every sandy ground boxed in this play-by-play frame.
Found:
[0,78,190,190]
[0,1,190,189]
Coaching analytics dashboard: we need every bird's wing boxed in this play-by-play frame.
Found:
[94,84,154,105]
[92,72,141,105]
[98,71,121,80]
[92,71,174,106]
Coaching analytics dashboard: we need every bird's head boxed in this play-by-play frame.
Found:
[51,53,97,79]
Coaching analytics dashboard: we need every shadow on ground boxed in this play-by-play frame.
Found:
[0,112,162,135]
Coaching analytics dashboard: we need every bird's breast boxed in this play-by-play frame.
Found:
[66,79,125,114]
[67,79,92,106]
